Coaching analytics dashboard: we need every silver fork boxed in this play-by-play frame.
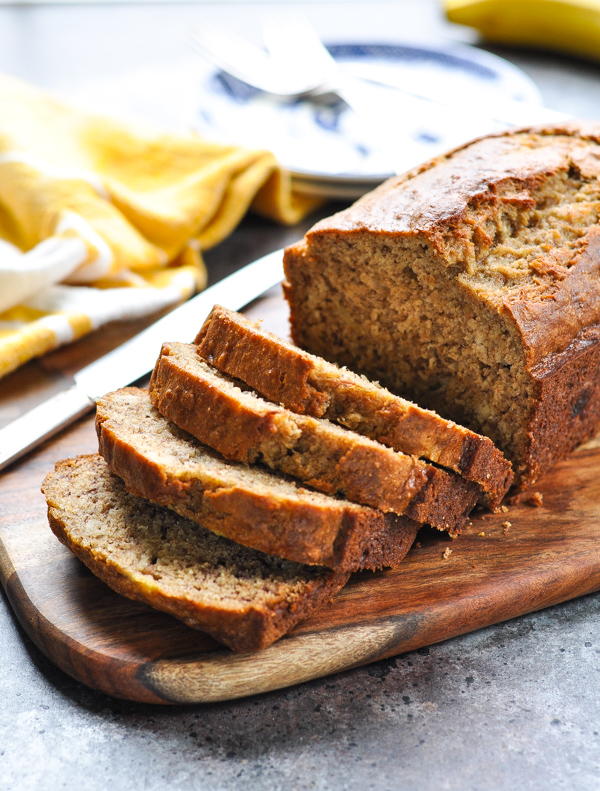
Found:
[193,16,414,161]
[193,15,567,129]
[193,21,332,99]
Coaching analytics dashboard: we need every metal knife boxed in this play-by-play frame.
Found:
[0,247,285,472]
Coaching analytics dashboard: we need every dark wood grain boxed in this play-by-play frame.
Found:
[0,292,599,704]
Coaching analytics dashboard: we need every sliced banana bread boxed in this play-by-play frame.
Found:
[195,306,512,507]
[96,388,419,570]
[42,455,349,652]
[283,124,600,488]
[150,341,479,529]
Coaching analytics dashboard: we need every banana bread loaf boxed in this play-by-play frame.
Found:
[42,455,349,652]
[150,341,480,528]
[283,124,600,487]
[195,305,512,506]
[96,388,419,570]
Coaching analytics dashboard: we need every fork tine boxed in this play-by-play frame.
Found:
[193,22,324,97]
[193,27,273,87]
[261,12,335,72]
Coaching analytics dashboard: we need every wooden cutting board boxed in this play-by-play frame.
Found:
[1,290,599,705]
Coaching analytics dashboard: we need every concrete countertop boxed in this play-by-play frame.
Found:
[0,3,598,789]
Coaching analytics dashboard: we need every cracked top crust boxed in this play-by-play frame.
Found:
[308,124,600,238]
[306,124,600,366]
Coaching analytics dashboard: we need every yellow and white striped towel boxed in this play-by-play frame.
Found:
[0,74,320,379]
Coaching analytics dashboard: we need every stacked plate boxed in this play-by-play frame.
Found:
[193,40,544,198]
[69,40,544,199]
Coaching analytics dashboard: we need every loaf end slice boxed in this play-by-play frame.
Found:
[150,341,479,529]
[96,388,418,571]
[42,455,349,652]
[195,305,513,507]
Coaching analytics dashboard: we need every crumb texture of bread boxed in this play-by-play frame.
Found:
[95,387,418,571]
[41,455,349,652]
[195,306,512,506]
[283,125,600,488]
[150,341,479,527]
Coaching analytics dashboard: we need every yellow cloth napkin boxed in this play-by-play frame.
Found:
[0,74,320,379]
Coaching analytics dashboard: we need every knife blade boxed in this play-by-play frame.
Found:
[0,247,285,472]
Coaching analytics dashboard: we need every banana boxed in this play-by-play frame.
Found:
[444,0,600,62]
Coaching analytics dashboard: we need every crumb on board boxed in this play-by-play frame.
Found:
[442,547,453,560]
[507,490,544,507]
[500,504,509,513]
[502,521,512,535]
[478,531,486,537]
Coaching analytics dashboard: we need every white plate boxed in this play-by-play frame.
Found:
[67,40,542,198]
[192,40,543,188]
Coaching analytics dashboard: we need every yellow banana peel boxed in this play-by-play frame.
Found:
[445,0,600,62]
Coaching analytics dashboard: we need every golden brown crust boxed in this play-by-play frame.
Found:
[195,304,331,414]
[96,389,419,570]
[149,341,479,526]
[284,124,600,487]
[308,123,600,236]
[522,324,600,487]
[151,343,294,465]
[502,227,600,367]
[307,124,600,368]
[43,456,349,652]
[195,305,511,507]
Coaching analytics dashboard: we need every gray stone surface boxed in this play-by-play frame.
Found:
[2,591,598,791]
[1,3,599,790]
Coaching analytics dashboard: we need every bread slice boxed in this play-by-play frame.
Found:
[96,388,419,570]
[282,125,600,488]
[194,306,513,507]
[150,341,479,531]
[42,455,349,652]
